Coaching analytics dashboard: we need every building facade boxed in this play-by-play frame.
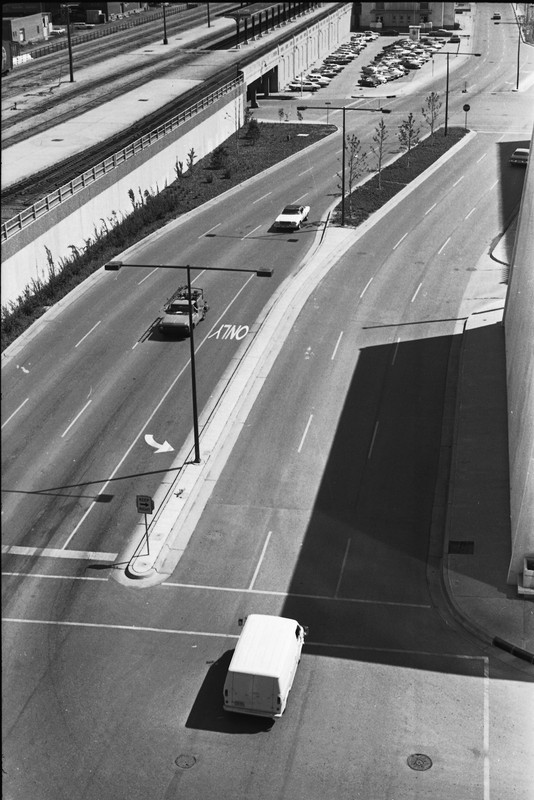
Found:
[357,2,456,31]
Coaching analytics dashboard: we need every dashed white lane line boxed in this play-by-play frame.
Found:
[331,331,344,360]
[241,224,262,240]
[424,202,437,216]
[367,421,379,459]
[489,179,499,190]
[297,414,314,453]
[61,399,92,438]
[391,337,401,365]
[465,207,477,220]
[137,267,159,285]
[393,232,408,250]
[335,538,351,598]
[252,191,272,204]
[74,321,101,348]
[201,222,221,237]
[248,530,272,591]
[438,237,451,254]
[1,546,117,561]
[453,175,464,187]
[476,152,487,163]
[1,397,29,429]
[360,277,373,298]
[411,282,423,303]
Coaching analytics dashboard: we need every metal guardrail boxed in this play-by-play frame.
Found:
[1,77,242,243]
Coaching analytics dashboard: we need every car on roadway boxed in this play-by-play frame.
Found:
[492,12,501,20]
[274,204,310,230]
[449,35,461,43]
[509,148,529,166]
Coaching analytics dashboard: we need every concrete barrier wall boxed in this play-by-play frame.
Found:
[1,88,244,308]
[504,132,534,583]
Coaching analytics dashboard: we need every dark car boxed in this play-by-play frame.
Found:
[358,76,380,87]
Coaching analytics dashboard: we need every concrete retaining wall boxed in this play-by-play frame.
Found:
[504,131,534,583]
[1,87,244,308]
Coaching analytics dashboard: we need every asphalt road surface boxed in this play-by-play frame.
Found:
[2,5,534,799]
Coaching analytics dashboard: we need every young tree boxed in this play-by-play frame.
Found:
[397,112,421,167]
[337,134,369,219]
[370,118,388,190]
[186,147,196,175]
[422,92,442,138]
[247,117,261,145]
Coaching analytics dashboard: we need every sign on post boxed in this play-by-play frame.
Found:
[136,495,154,514]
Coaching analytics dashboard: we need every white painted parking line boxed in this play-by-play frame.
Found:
[1,397,29,429]
[424,202,437,216]
[252,191,272,204]
[201,222,221,237]
[74,321,101,348]
[453,175,464,187]
[465,207,477,220]
[393,232,408,250]
[411,282,423,303]
[61,399,92,438]
[331,330,343,360]
[438,237,451,254]
[1,545,117,560]
[297,414,314,453]
[360,276,373,298]
[248,530,272,590]
[137,267,158,285]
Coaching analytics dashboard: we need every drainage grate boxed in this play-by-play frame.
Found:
[175,754,196,769]
[407,753,432,771]
[448,540,474,554]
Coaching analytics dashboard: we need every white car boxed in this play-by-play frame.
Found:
[274,204,310,230]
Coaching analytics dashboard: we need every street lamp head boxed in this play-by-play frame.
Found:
[104,261,123,271]
[297,106,308,111]
[256,268,273,277]
[381,109,392,114]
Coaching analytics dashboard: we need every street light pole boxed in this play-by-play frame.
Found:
[61,3,76,82]
[104,261,273,462]
[297,104,391,227]
[432,50,481,135]
[494,21,522,91]
[162,2,168,45]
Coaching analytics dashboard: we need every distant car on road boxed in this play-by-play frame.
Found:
[274,204,310,230]
[492,13,501,20]
[449,35,461,43]
[509,148,529,166]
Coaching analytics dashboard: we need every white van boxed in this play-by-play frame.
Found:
[223,614,307,718]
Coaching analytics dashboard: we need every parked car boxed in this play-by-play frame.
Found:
[509,148,529,166]
[449,35,461,43]
[358,76,380,87]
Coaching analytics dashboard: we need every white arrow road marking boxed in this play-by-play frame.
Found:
[144,434,174,453]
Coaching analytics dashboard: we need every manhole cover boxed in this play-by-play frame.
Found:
[407,753,433,771]
[175,754,196,769]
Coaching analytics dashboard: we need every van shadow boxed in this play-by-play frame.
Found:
[185,649,274,733]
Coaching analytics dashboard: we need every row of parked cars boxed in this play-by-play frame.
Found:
[357,35,448,87]
[285,31,379,93]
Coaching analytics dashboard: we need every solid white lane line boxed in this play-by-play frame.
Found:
[335,538,351,598]
[465,207,477,220]
[1,618,241,639]
[438,237,451,254]
[1,398,29,429]
[360,277,373,298]
[248,530,273,590]
[391,337,401,365]
[297,414,314,453]
[1,545,117,560]
[2,571,108,581]
[137,267,159,285]
[424,202,437,216]
[61,275,256,550]
[241,224,262,240]
[393,232,408,250]
[61,399,92,438]
[411,282,423,303]
[367,421,379,459]
[252,191,272,204]
[74,321,101,348]
[453,175,464,187]
[483,658,491,800]
[331,331,344,360]
[476,152,487,163]
[201,223,221,237]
